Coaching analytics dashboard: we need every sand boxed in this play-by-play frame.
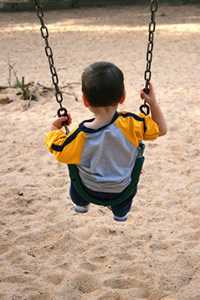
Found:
[0,4,200,300]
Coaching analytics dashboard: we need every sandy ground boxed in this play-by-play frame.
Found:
[0,4,200,300]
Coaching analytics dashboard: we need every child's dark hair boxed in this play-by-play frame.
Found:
[82,61,125,107]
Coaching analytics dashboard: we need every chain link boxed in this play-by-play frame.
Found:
[33,0,68,118]
[144,0,158,94]
[140,0,158,115]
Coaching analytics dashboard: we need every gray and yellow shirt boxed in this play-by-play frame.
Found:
[45,111,159,193]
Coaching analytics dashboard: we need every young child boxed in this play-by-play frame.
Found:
[45,62,167,222]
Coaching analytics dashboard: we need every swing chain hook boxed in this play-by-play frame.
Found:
[33,0,70,122]
[140,0,158,116]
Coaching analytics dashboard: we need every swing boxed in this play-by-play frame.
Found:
[33,0,158,207]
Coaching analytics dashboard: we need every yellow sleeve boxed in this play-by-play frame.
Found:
[139,113,160,140]
[116,112,159,147]
[44,128,86,164]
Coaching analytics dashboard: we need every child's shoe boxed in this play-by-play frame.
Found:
[113,214,128,222]
[74,205,89,213]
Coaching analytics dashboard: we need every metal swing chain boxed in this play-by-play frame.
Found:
[140,0,158,116]
[33,0,68,119]
[33,0,157,118]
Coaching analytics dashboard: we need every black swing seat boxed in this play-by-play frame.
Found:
[68,143,145,207]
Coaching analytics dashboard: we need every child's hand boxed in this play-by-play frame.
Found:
[140,82,157,106]
[51,114,72,130]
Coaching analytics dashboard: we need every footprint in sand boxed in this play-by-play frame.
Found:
[45,272,64,285]
[26,292,52,300]
[79,262,98,272]
[89,254,108,264]
[161,297,178,300]
[2,274,35,284]
[103,276,144,290]
[58,262,70,270]
[81,290,121,300]
[87,246,110,264]
[0,244,10,256]
[72,272,100,294]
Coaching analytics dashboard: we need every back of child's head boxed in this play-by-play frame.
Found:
[82,61,124,107]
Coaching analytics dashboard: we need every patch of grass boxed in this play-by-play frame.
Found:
[15,76,37,101]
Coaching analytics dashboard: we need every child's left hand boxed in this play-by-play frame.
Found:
[51,114,72,130]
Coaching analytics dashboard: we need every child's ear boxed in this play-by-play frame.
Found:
[119,90,126,104]
[82,94,90,108]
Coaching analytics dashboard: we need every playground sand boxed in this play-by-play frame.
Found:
[0,5,200,300]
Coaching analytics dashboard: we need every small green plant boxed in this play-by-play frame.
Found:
[15,76,36,101]
[7,59,36,101]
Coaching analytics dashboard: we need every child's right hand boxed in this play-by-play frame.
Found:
[140,82,157,106]
[51,114,72,131]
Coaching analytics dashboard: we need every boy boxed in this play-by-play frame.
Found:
[45,62,167,222]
